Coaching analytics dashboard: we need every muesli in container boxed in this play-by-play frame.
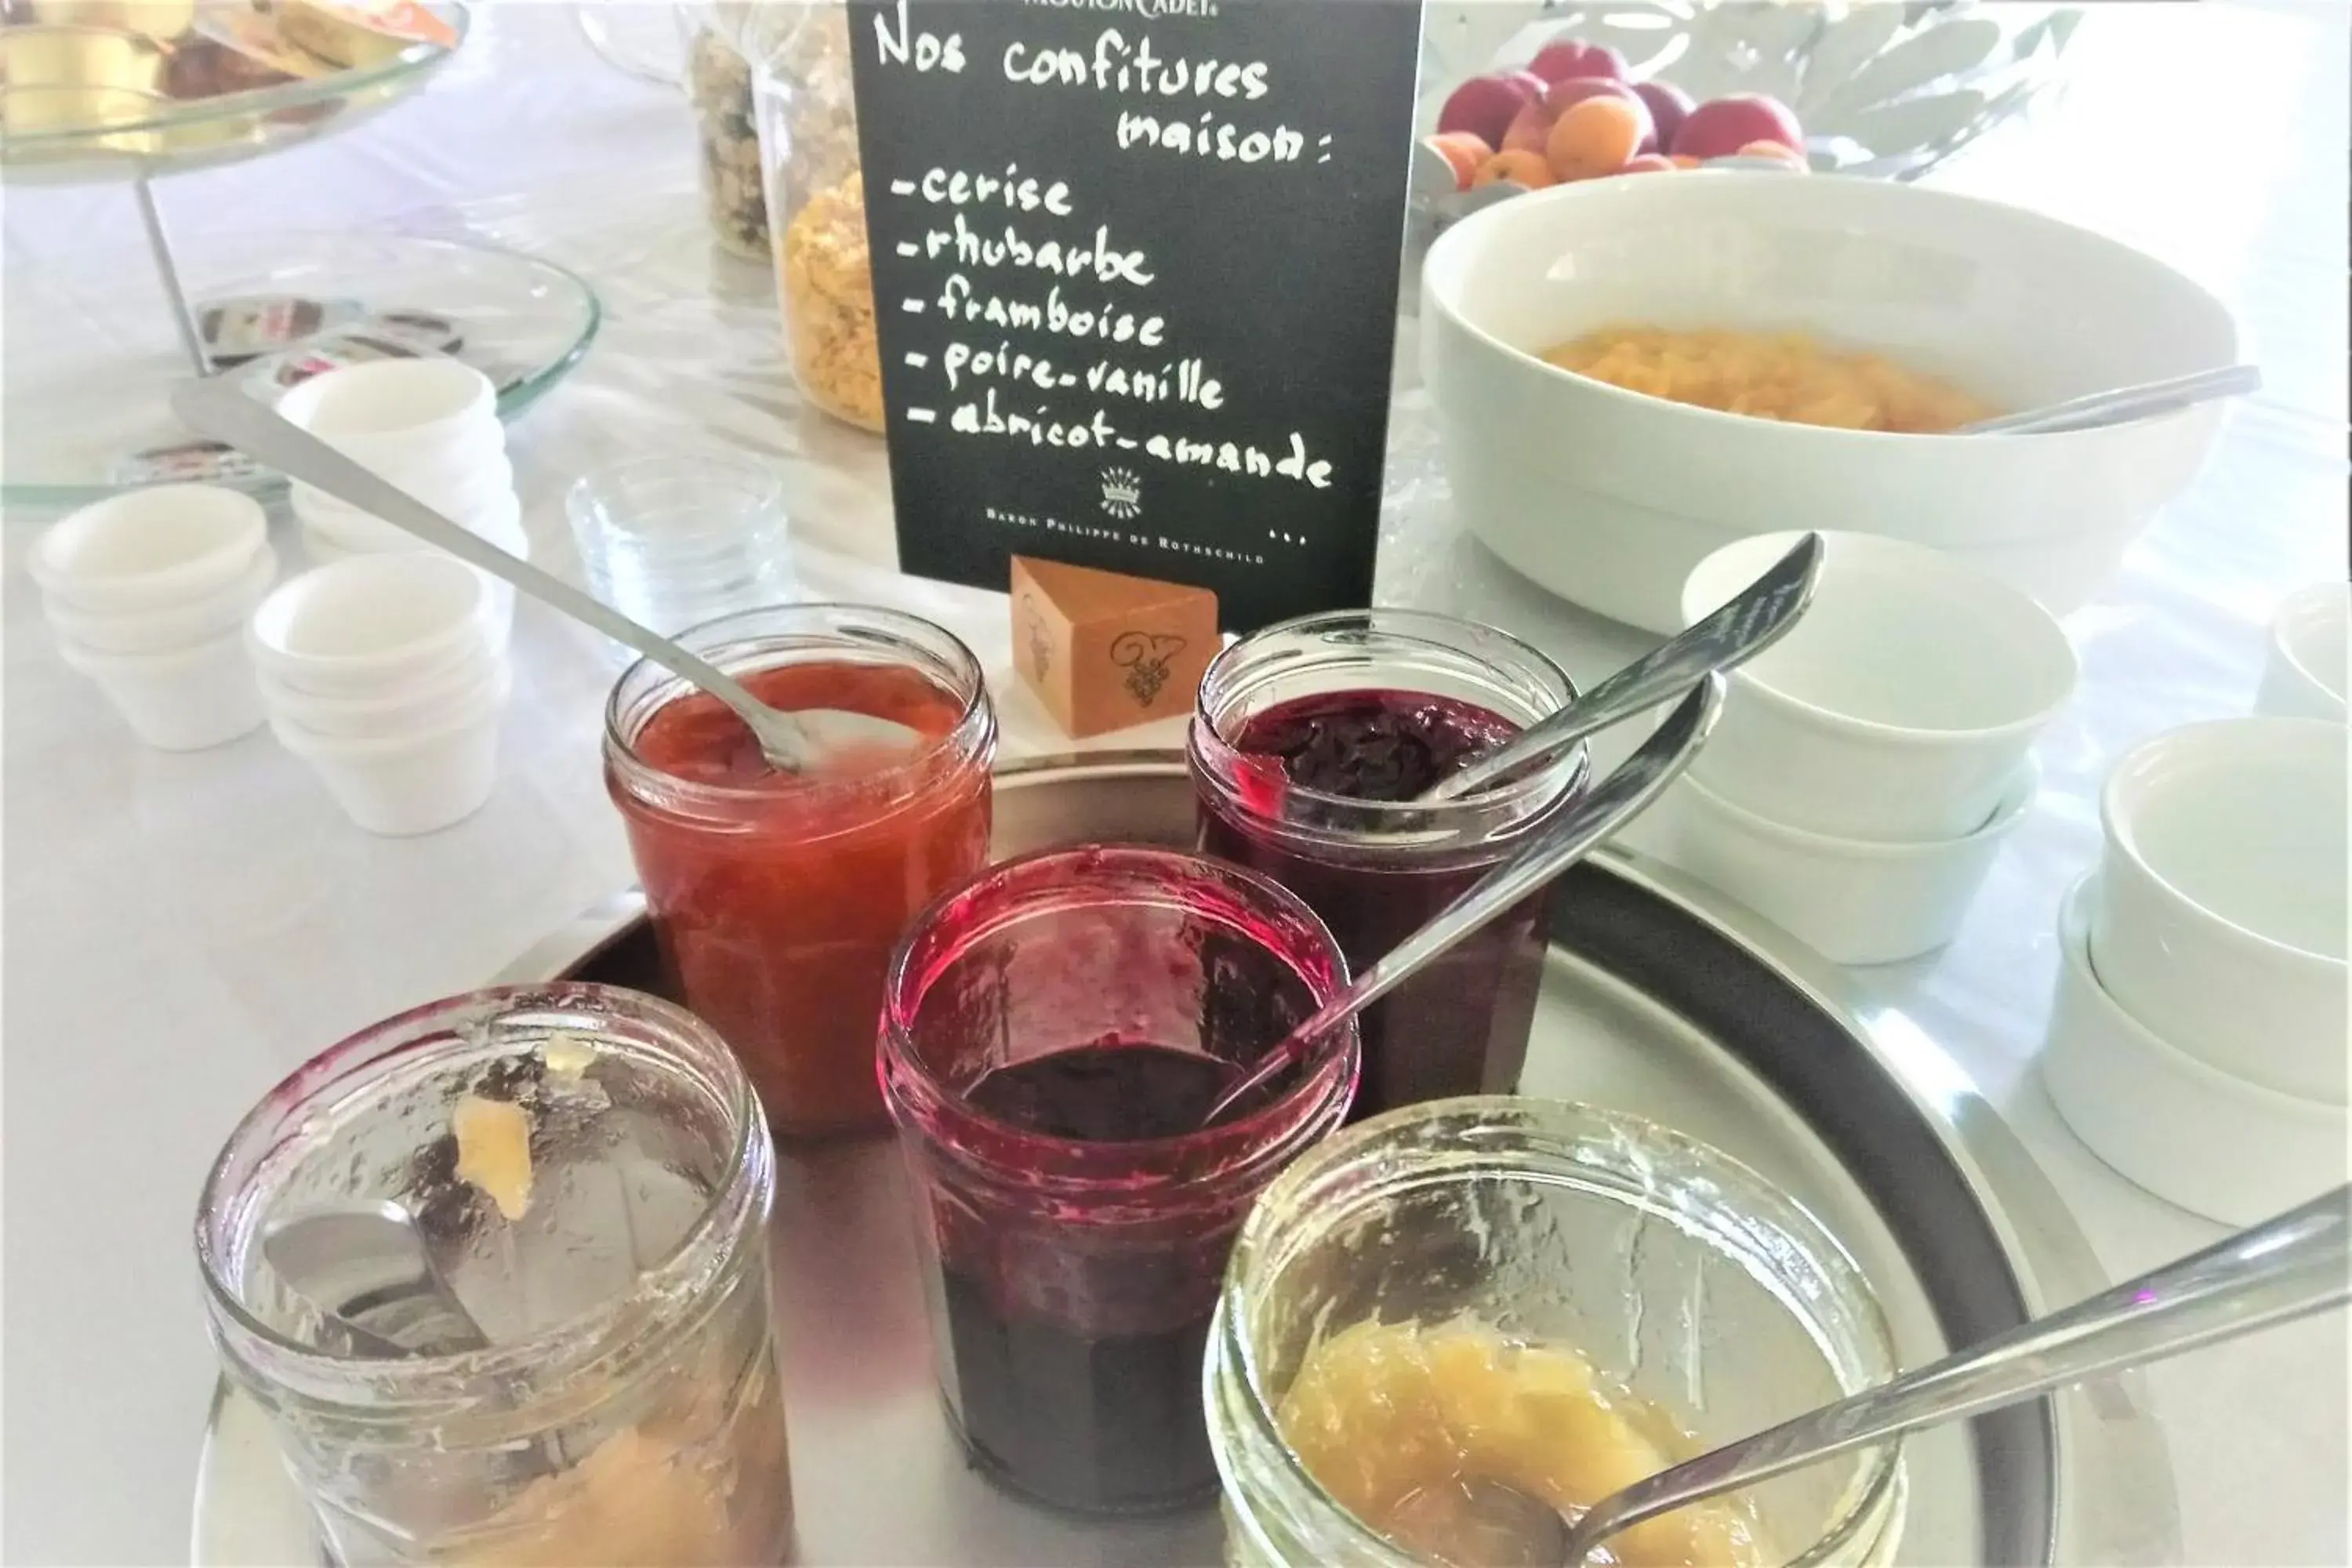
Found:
[747,2,884,432]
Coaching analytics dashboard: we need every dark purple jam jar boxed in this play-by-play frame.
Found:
[1189,611,1587,1122]
[879,846,1356,1516]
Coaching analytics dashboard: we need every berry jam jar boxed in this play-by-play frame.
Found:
[605,605,994,1137]
[880,846,1357,1516]
[1189,611,1586,1121]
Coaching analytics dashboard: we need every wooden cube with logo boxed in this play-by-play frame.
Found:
[1011,556,1218,738]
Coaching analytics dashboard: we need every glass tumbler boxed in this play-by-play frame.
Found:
[1208,1098,1904,1568]
[194,983,793,1567]
[880,846,1358,1516]
[605,604,995,1136]
[567,455,796,637]
[1190,610,1588,1122]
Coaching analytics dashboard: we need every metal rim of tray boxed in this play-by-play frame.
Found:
[191,750,2180,1566]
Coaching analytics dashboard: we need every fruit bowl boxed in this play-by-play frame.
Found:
[1413,0,2079,223]
[1420,172,2236,633]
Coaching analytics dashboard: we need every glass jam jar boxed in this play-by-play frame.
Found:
[746,2,884,433]
[1189,611,1587,1122]
[194,984,793,1567]
[1208,1098,1904,1568]
[605,604,993,1137]
[880,846,1357,1516]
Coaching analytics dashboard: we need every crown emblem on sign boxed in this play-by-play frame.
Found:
[1099,467,1143,520]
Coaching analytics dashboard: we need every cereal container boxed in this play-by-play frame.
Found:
[747,2,884,434]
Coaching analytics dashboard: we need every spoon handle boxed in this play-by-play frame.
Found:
[1960,363,2261,436]
[1421,534,1821,805]
[169,379,818,770]
[1200,675,1725,1127]
[1563,1185,2352,1566]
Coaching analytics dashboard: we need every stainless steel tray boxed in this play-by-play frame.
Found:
[191,751,2180,1566]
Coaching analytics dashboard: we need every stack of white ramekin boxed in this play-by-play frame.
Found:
[278,358,524,645]
[1630,530,2078,966]
[2044,718,2348,1224]
[247,554,513,836]
[30,484,278,751]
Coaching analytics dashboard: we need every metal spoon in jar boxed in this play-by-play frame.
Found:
[1416,533,1822,806]
[170,378,918,775]
[1460,1184,2350,1567]
[1196,674,1726,1129]
[260,1200,493,1359]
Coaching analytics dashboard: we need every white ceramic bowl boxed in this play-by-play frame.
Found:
[289,441,514,545]
[1422,172,2238,633]
[28,485,268,614]
[259,648,508,742]
[2256,583,2349,722]
[1681,531,2076,842]
[271,664,510,837]
[53,625,265,751]
[1629,756,2038,966]
[296,495,524,650]
[2045,875,2347,1227]
[275,358,499,463]
[247,554,498,700]
[2090,718,2348,1103]
[40,543,278,656]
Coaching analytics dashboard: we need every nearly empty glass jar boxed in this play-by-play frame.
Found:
[1207,1098,1904,1567]
[880,846,1357,1516]
[1190,611,1587,1122]
[194,983,793,1566]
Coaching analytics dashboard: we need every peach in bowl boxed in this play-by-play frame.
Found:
[1421,171,2238,633]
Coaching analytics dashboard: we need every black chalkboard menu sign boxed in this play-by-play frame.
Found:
[847,0,1424,631]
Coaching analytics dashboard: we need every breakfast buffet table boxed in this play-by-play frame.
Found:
[3,3,2347,1563]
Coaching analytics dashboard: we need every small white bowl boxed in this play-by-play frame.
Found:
[1681,532,2077,843]
[1421,173,2237,633]
[2044,874,2347,1226]
[296,463,519,557]
[271,664,510,837]
[28,485,268,614]
[40,543,278,656]
[53,625,265,752]
[2256,583,2349,722]
[276,358,498,458]
[259,648,508,742]
[296,495,524,651]
[289,440,513,542]
[247,554,497,700]
[2091,717,2348,1103]
[1635,756,2038,966]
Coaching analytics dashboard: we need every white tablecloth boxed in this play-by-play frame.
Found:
[4,4,2346,1563]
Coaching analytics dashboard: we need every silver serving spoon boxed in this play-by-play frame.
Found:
[263,1201,578,1475]
[260,1200,492,1359]
[171,378,917,775]
[1464,1183,2349,1566]
[1959,362,2260,436]
[1418,534,1822,805]
[1196,674,1725,1128]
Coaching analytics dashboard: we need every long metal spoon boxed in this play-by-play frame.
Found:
[1417,534,1821,806]
[1472,1184,2349,1566]
[1197,674,1725,1128]
[1959,362,2260,436]
[171,378,916,775]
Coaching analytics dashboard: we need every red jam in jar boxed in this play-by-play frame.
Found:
[1190,612,1586,1123]
[606,607,995,1137]
[881,847,1356,1515]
